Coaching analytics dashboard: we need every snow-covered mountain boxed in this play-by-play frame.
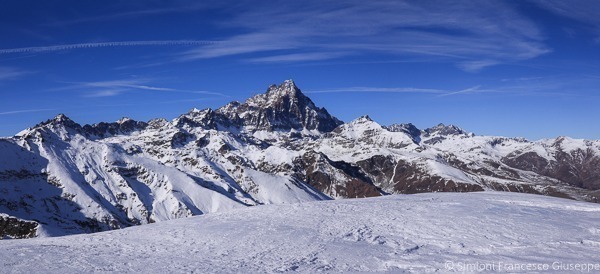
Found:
[1,80,599,238]
[1,192,599,272]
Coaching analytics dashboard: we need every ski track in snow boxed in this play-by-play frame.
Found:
[1,192,599,273]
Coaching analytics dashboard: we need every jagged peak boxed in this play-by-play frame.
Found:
[424,123,471,137]
[264,79,303,99]
[147,118,169,129]
[19,113,82,139]
[214,80,342,132]
[54,113,72,122]
[386,123,419,131]
[148,118,168,124]
[386,122,421,135]
[346,115,381,128]
[225,101,241,107]
[174,108,212,122]
[550,136,588,152]
[186,107,213,116]
[355,115,373,122]
[215,102,240,118]
[333,115,382,134]
[116,117,133,124]
[37,113,80,129]
[173,107,218,129]
[244,80,313,109]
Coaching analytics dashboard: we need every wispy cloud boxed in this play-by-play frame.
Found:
[179,1,550,71]
[438,86,483,97]
[307,75,597,98]
[441,74,600,97]
[530,0,600,42]
[308,85,496,97]
[305,86,446,94]
[47,2,214,26]
[247,52,350,63]
[180,32,300,60]
[0,40,218,55]
[501,76,547,82]
[0,67,30,81]
[54,79,229,98]
[0,108,55,115]
[4,2,553,71]
[458,60,500,72]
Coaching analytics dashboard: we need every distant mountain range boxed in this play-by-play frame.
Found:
[1,80,599,238]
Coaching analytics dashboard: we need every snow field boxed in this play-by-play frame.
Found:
[1,191,599,273]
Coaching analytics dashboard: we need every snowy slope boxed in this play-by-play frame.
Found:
[0,192,599,273]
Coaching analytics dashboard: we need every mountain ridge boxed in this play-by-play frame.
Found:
[1,80,599,238]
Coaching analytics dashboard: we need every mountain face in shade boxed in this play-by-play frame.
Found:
[1,80,599,239]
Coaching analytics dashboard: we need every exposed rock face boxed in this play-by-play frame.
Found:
[293,151,382,198]
[0,215,38,239]
[1,80,599,238]
[503,138,600,190]
[385,123,421,142]
[83,118,148,138]
[216,80,343,132]
[174,108,221,129]
[423,123,468,137]
[354,156,484,194]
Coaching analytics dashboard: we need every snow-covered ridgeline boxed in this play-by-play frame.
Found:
[1,80,599,238]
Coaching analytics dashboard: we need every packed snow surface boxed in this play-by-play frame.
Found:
[1,192,599,273]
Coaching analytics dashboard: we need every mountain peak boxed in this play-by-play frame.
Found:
[20,113,83,138]
[54,113,71,122]
[173,107,217,129]
[424,123,469,137]
[353,115,373,123]
[333,115,382,135]
[385,123,422,142]
[116,117,133,124]
[217,80,342,132]
[265,79,302,99]
[41,113,80,129]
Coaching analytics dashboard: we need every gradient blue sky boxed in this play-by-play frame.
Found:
[1,0,599,140]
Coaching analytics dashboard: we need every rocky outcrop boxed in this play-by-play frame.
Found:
[385,123,421,142]
[83,118,148,138]
[0,215,38,239]
[293,151,382,198]
[423,123,468,137]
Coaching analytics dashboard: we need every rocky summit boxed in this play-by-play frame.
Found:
[1,80,599,238]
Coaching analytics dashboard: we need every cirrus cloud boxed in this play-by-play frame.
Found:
[180,0,550,71]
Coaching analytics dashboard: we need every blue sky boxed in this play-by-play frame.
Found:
[0,0,599,140]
